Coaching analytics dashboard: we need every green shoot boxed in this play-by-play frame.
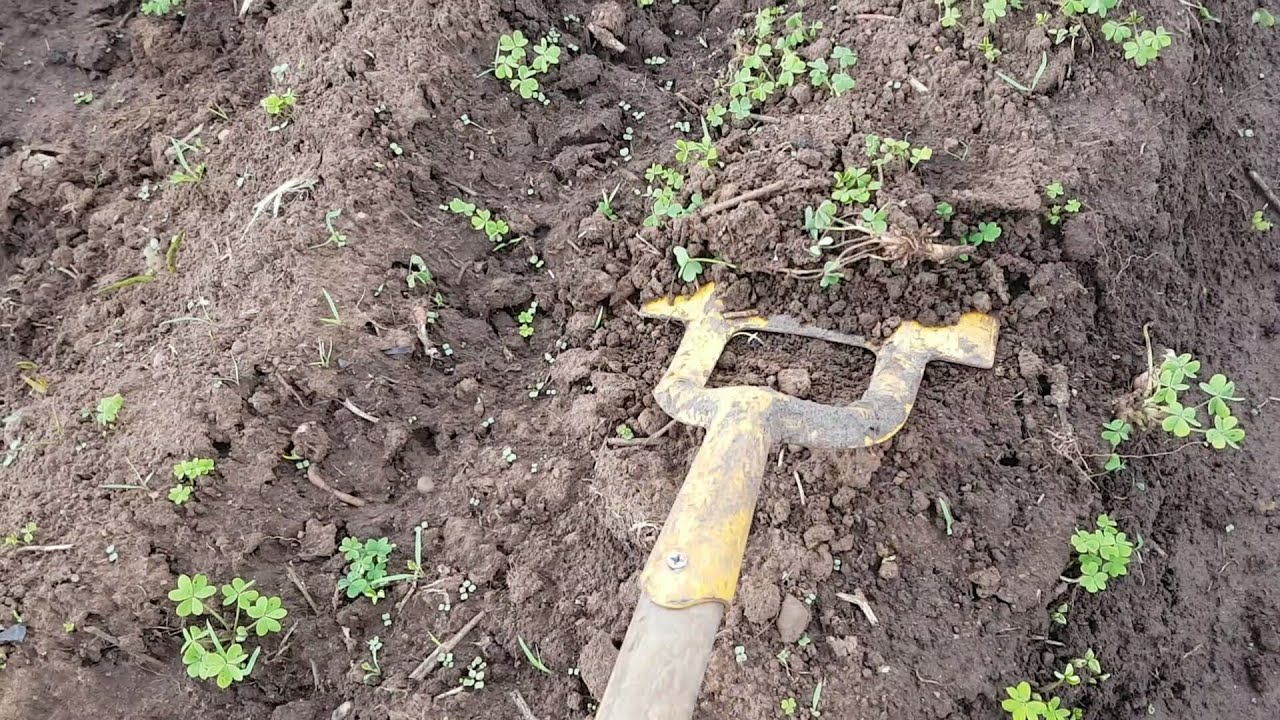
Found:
[938,0,961,28]
[1255,8,1277,26]
[936,201,955,220]
[615,424,635,440]
[174,458,215,481]
[982,0,1009,25]
[1065,514,1135,593]
[909,146,933,170]
[1000,682,1080,720]
[597,185,620,220]
[96,393,124,427]
[3,521,37,545]
[643,164,702,227]
[935,494,955,535]
[260,89,297,117]
[169,485,193,505]
[517,301,538,338]
[1252,210,1273,231]
[1050,602,1070,625]
[674,134,719,169]
[518,636,553,673]
[672,246,734,283]
[493,30,561,104]
[978,35,1002,62]
[73,91,94,105]
[961,221,1002,260]
[1123,27,1172,67]
[831,167,880,205]
[406,255,433,289]
[810,682,824,718]
[312,209,347,248]
[444,198,518,249]
[780,697,797,716]
[1100,419,1131,471]
[461,656,487,690]
[169,573,286,688]
[1145,352,1245,448]
[320,289,342,326]
[734,645,748,663]
[141,0,182,15]
[168,137,205,185]
[361,636,383,683]
[338,537,395,603]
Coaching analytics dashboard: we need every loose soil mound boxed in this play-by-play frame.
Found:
[1,1,1277,719]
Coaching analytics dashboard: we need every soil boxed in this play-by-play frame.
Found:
[1,0,1278,719]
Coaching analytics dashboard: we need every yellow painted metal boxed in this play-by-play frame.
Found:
[638,283,998,609]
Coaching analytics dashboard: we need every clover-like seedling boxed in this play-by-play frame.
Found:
[674,134,719,169]
[1001,682,1046,720]
[170,574,218,617]
[978,35,1001,62]
[734,645,748,663]
[860,206,888,234]
[936,201,954,220]
[909,146,933,170]
[820,260,844,289]
[982,0,1008,24]
[780,696,798,716]
[95,393,124,427]
[831,167,880,205]
[1255,8,1277,26]
[461,656,488,690]
[1145,352,1245,448]
[174,458,215,481]
[962,221,1002,260]
[444,198,518,250]
[169,485,193,505]
[672,246,734,283]
[261,89,297,117]
[1124,27,1172,67]
[1100,419,1131,472]
[1066,514,1135,593]
[73,91,94,105]
[313,209,348,249]
[939,1,961,27]
[493,31,561,104]
[406,255,433,289]
[517,301,538,338]
[141,0,183,15]
[1252,210,1273,232]
[338,536,396,603]
[459,579,477,601]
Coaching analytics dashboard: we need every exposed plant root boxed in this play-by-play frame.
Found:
[780,226,968,280]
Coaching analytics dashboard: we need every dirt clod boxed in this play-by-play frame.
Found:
[776,595,812,643]
[777,368,812,398]
[578,630,620,700]
[740,576,782,625]
[968,567,1002,599]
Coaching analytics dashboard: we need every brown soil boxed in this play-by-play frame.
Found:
[1,0,1278,719]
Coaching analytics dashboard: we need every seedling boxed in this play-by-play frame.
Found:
[338,536,395,603]
[935,495,955,535]
[672,246,733,283]
[389,142,404,156]
[962,221,1002,260]
[168,485,193,505]
[311,209,347,249]
[73,91,94,105]
[518,636,553,673]
[1101,12,1143,43]
[776,648,791,666]
[674,134,719,169]
[1123,27,1172,67]
[643,164,702,227]
[1000,682,1079,720]
[517,301,538,338]
[458,579,477,600]
[978,35,1002,62]
[1064,514,1135,593]
[96,393,124,427]
[282,452,310,470]
[1100,419,1131,471]
[1252,210,1273,231]
[361,636,383,683]
[444,198,518,250]
[3,521,36,545]
[831,167,881,205]
[320,289,342,325]
[1043,649,1109,691]
[1144,351,1245,448]
[168,137,205,185]
[141,0,183,15]
[406,255,433,289]
[502,447,518,464]
[169,573,287,688]
[260,89,297,117]
[909,146,933,170]
[936,201,955,220]
[597,185,620,220]
[1255,8,1277,25]
[937,0,961,27]
[810,682,824,718]
[1050,602,1069,625]
[734,645,748,663]
[982,0,1008,25]
[493,30,561,104]
[616,424,635,440]
[780,696,797,716]
[105,544,118,562]
[174,458,215,481]
[461,656,487,690]
[1044,184,1083,225]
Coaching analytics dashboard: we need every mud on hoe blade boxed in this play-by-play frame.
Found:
[595,283,998,720]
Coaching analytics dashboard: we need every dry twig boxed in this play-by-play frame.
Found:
[409,610,487,681]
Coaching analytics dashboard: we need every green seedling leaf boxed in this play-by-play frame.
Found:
[1045,182,1065,199]
[141,0,183,16]
[174,458,215,481]
[246,595,288,636]
[1100,419,1131,447]
[1206,413,1245,449]
[1160,400,1200,437]
[518,636,553,673]
[221,578,260,610]
[1255,8,1277,26]
[936,201,954,219]
[168,484,193,504]
[96,393,124,426]
[170,574,217,617]
[1001,682,1047,720]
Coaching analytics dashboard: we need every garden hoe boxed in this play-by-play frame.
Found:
[595,283,998,720]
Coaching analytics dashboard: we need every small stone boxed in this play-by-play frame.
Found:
[777,368,812,398]
[776,595,811,643]
[416,476,436,495]
[879,558,900,580]
[910,490,930,514]
[796,149,824,168]
[969,567,1002,599]
[971,291,993,313]
[230,339,248,354]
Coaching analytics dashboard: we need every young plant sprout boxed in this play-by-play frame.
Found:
[672,246,734,283]
[169,574,287,688]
